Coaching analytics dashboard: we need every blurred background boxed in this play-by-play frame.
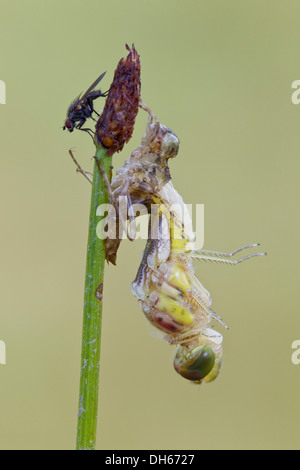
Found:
[0,0,299,450]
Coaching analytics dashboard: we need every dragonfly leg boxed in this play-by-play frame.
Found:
[94,158,114,199]
[126,194,137,241]
[192,243,263,258]
[207,307,229,329]
[188,251,267,265]
[94,156,136,241]
[185,243,267,265]
[139,98,159,122]
[68,149,93,184]
[166,332,202,345]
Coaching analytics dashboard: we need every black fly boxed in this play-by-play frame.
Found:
[63,71,108,136]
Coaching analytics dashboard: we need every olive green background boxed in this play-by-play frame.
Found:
[0,0,299,450]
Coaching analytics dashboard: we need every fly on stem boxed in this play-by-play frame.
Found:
[63,44,141,450]
[63,71,108,137]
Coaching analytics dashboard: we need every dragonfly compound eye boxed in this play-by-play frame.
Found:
[173,345,216,383]
[161,132,179,158]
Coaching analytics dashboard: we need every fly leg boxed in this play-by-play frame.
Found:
[87,97,101,119]
[76,119,95,139]
[88,90,108,119]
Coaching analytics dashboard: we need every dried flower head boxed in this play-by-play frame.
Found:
[95,44,141,156]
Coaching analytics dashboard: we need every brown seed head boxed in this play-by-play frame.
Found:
[95,44,141,156]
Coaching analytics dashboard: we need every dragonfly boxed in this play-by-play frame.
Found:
[102,103,266,384]
[131,185,265,384]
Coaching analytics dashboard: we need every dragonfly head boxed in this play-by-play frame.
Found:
[173,344,221,384]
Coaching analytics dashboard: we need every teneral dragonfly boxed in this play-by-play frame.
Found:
[131,177,265,384]
[103,103,266,383]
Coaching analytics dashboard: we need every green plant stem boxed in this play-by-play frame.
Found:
[76,145,112,450]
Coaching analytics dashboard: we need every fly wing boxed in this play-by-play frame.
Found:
[80,71,106,101]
